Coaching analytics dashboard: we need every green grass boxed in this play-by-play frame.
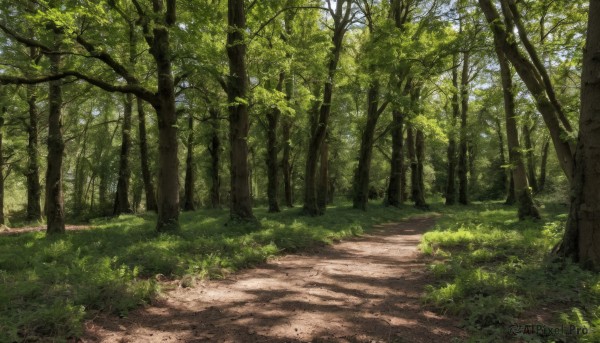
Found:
[421,202,600,342]
[0,202,421,342]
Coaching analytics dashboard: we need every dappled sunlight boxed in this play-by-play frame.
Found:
[84,216,465,342]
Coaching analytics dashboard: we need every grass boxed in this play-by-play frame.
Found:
[421,202,600,342]
[0,202,422,342]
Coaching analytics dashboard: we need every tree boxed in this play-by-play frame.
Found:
[303,0,353,216]
[0,103,4,226]
[0,1,181,232]
[227,0,255,221]
[494,45,540,220]
[558,0,600,269]
[352,0,391,211]
[182,110,196,212]
[479,0,575,182]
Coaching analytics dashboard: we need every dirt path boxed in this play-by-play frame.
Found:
[83,216,465,343]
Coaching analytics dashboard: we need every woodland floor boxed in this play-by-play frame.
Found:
[81,216,466,343]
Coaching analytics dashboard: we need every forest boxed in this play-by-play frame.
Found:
[0,0,599,342]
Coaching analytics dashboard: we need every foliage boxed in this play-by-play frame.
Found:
[421,203,600,342]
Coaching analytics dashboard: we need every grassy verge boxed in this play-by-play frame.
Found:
[421,202,600,342]
[0,202,420,342]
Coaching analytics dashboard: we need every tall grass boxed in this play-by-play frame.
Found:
[421,202,600,342]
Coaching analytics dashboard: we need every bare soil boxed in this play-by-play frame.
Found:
[83,215,466,343]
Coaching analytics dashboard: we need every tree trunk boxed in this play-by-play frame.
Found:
[415,128,429,209]
[353,81,381,210]
[266,74,283,213]
[0,107,4,226]
[25,84,42,221]
[538,139,549,193]
[387,0,411,208]
[495,44,540,219]
[152,25,180,232]
[137,97,158,212]
[281,0,295,208]
[386,109,405,207]
[73,124,90,217]
[495,116,509,198]
[303,0,350,216]
[445,56,460,205]
[208,108,221,209]
[113,93,133,215]
[523,123,538,193]
[458,51,470,205]
[182,111,196,211]
[317,136,329,212]
[227,0,254,221]
[506,173,516,205]
[479,0,574,182]
[407,126,426,209]
[45,51,65,235]
[558,0,600,269]
[282,115,293,208]
[114,23,139,216]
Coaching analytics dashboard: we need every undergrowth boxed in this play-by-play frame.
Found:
[421,202,600,342]
[0,202,420,342]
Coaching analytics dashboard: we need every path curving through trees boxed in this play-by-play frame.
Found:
[84,216,465,342]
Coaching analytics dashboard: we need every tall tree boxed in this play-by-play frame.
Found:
[45,37,66,234]
[558,0,600,269]
[445,54,460,205]
[227,0,254,221]
[265,73,284,213]
[136,98,158,212]
[182,111,196,211]
[208,107,222,209]
[494,46,540,220]
[0,1,181,232]
[479,0,575,182]
[303,0,353,216]
[522,121,538,193]
[457,50,470,205]
[352,0,390,211]
[113,93,134,215]
[386,0,411,208]
[0,104,4,226]
[25,45,42,221]
[113,20,139,216]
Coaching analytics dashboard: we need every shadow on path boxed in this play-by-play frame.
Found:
[84,216,466,343]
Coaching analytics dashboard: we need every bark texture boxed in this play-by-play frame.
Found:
[227,0,254,221]
[208,108,221,209]
[494,44,540,220]
[45,51,66,234]
[113,93,133,215]
[0,107,4,226]
[303,0,351,216]
[445,57,460,205]
[182,112,196,211]
[137,98,158,212]
[538,140,549,193]
[559,0,600,269]
[26,84,42,221]
[266,74,284,213]
[152,25,180,232]
[353,81,382,210]
[386,109,405,207]
[458,51,470,205]
[479,0,574,182]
